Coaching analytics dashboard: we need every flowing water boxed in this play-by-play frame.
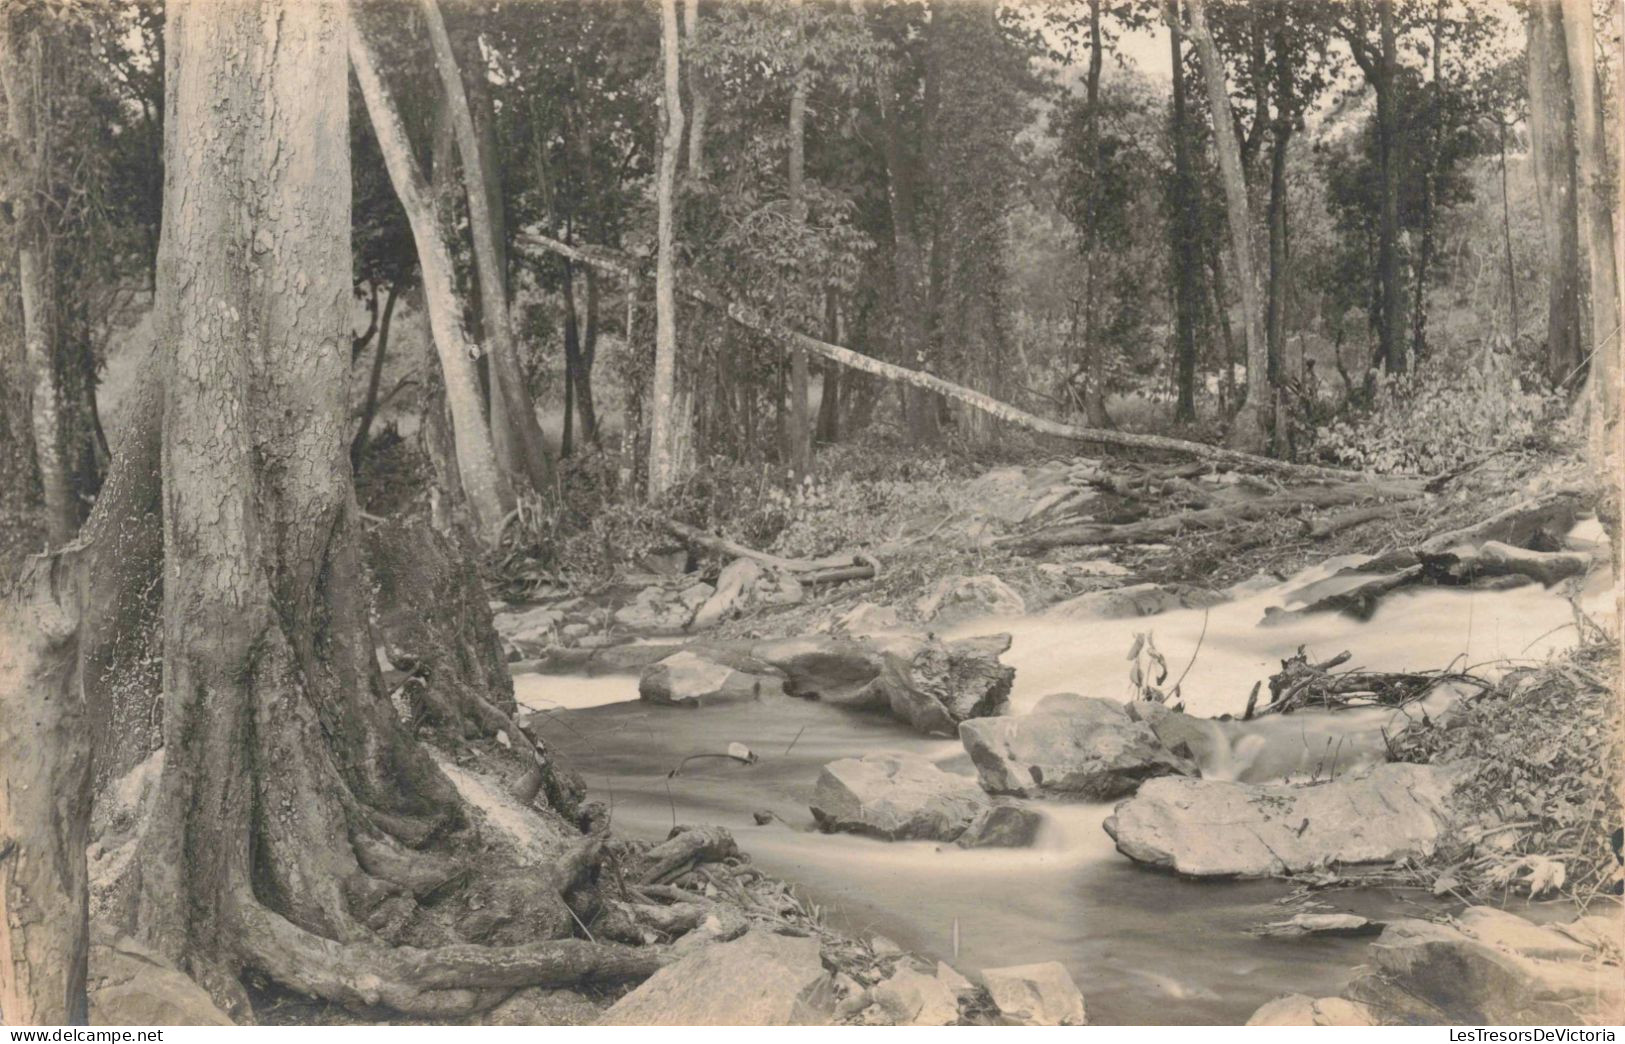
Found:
[517,526,1612,1024]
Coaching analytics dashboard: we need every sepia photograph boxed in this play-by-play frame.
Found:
[0,0,1621,1031]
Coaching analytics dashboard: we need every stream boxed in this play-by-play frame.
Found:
[517,527,1612,1024]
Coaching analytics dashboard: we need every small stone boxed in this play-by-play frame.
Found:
[872,965,959,1026]
[982,961,1086,1026]
[955,805,1044,848]
[936,962,976,999]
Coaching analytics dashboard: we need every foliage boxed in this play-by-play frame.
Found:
[1310,349,1565,474]
[1391,636,1624,907]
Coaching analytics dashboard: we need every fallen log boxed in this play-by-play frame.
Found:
[660,519,875,579]
[638,826,740,886]
[1359,489,1589,573]
[1423,541,1594,587]
[998,481,1426,553]
[1301,502,1409,539]
[515,232,1366,483]
[1252,647,1488,716]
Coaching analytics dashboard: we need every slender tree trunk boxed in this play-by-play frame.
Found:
[880,85,939,443]
[649,0,685,497]
[1497,120,1521,345]
[1526,0,1585,385]
[419,0,553,495]
[1188,0,1271,450]
[577,266,600,445]
[1167,0,1201,424]
[683,0,707,181]
[786,49,813,486]
[1264,25,1295,390]
[351,282,399,469]
[1079,0,1111,429]
[0,23,75,545]
[1409,0,1446,366]
[816,290,841,443]
[350,23,513,542]
[561,261,582,457]
[1376,0,1406,373]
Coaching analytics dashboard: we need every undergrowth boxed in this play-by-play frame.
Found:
[1390,628,1624,909]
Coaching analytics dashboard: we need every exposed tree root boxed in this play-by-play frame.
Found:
[233,897,667,1017]
[638,827,740,886]
[661,518,876,578]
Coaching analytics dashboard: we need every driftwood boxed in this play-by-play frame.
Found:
[638,826,740,886]
[998,480,1425,553]
[514,232,1367,482]
[1249,647,1488,717]
[1358,489,1589,574]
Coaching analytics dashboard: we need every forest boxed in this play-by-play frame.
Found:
[0,0,1621,1029]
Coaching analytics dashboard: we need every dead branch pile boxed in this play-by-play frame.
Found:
[1246,646,1490,718]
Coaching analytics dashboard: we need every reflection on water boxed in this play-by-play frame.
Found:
[518,541,1609,1024]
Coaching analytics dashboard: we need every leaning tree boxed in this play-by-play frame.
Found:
[4,0,659,1024]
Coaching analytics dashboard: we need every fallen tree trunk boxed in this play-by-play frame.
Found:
[513,232,1365,482]
[1302,502,1410,539]
[998,481,1426,553]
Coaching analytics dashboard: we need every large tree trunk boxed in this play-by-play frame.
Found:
[1408,0,1446,366]
[1166,0,1201,425]
[108,0,647,1019]
[648,0,685,497]
[1556,0,1622,558]
[349,22,512,543]
[683,0,707,180]
[1526,0,1586,386]
[879,92,939,445]
[1187,0,1271,451]
[419,0,553,496]
[0,19,75,545]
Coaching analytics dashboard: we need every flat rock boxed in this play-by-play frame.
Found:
[1103,763,1461,877]
[598,930,831,1026]
[960,693,1195,799]
[836,601,903,637]
[871,965,960,1026]
[810,752,988,842]
[982,961,1087,1026]
[639,651,774,707]
[915,574,1027,624]
[955,804,1045,848]
[1045,582,1224,620]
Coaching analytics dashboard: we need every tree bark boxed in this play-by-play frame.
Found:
[786,47,813,487]
[419,0,553,496]
[1187,0,1272,450]
[1167,0,1201,424]
[0,573,91,1025]
[683,0,707,181]
[816,289,841,442]
[649,0,685,497]
[350,22,512,543]
[1409,0,1446,366]
[0,21,75,545]
[1376,0,1406,373]
[1525,0,1585,386]
[1556,0,1622,558]
[879,88,939,444]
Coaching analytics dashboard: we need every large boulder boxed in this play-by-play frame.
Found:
[88,935,234,1026]
[1344,910,1624,1025]
[1103,763,1461,877]
[810,752,988,842]
[1247,907,1624,1026]
[598,930,832,1025]
[639,651,777,707]
[959,693,1196,799]
[914,574,1027,624]
[753,634,1013,736]
[981,962,1087,1026]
